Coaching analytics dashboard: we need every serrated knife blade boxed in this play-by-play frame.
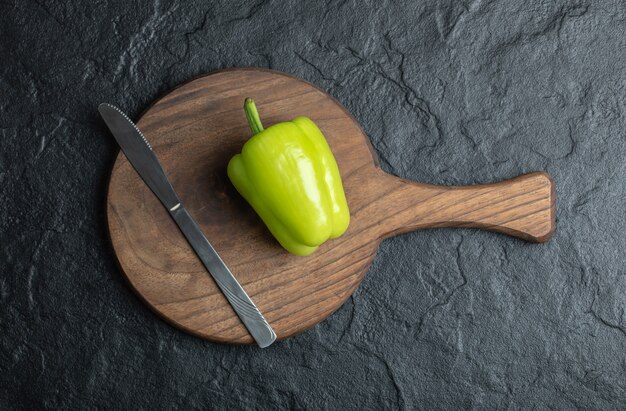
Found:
[98,103,276,348]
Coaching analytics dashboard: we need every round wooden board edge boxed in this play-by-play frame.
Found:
[104,67,383,345]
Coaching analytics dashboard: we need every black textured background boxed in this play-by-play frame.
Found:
[2,0,626,409]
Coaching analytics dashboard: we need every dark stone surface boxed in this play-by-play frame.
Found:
[1,0,625,408]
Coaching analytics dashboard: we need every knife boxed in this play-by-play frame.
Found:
[98,103,276,348]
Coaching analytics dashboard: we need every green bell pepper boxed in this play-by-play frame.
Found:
[227,99,350,256]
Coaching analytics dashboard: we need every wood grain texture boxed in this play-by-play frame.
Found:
[107,68,556,344]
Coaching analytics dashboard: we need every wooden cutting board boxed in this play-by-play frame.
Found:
[107,68,555,345]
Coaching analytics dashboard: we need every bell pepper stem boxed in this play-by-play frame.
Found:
[244,98,264,135]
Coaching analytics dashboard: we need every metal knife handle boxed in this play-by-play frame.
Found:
[171,206,276,348]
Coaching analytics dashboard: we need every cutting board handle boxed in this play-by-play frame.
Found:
[372,171,555,242]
